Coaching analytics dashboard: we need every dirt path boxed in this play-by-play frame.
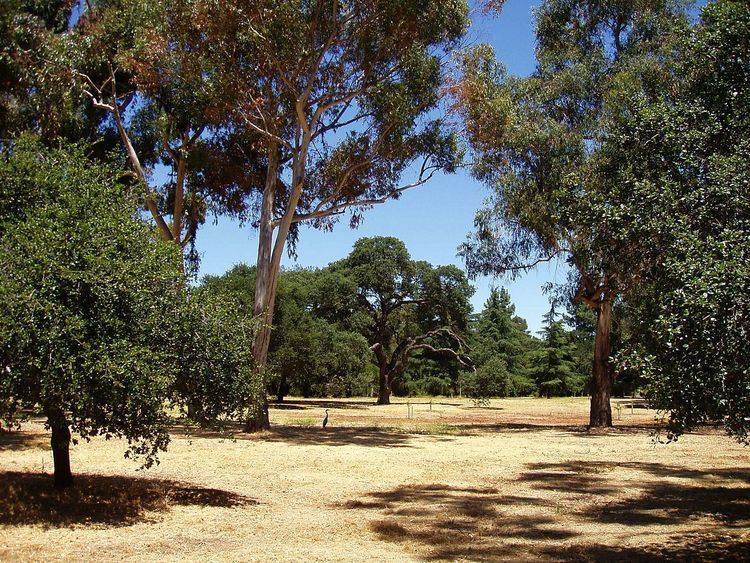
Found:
[2,398,749,561]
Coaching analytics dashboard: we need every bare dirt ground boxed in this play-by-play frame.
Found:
[1,397,749,562]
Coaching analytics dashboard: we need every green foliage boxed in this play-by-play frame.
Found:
[0,0,88,141]
[200,265,373,400]
[191,0,469,237]
[320,237,474,396]
[457,0,691,287]
[604,1,750,442]
[469,288,538,396]
[460,356,513,400]
[0,138,184,466]
[528,309,587,397]
[173,288,262,427]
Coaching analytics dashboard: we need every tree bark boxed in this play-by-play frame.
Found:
[248,132,311,431]
[246,144,280,432]
[377,364,391,405]
[589,298,614,427]
[46,408,73,488]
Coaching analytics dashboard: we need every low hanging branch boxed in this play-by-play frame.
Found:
[388,327,475,378]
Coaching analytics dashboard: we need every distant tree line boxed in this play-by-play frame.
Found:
[199,237,603,404]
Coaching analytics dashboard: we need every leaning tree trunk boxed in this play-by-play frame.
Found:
[590,299,614,427]
[45,407,73,488]
[244,148,279,433]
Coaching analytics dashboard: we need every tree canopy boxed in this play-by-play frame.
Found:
[0,139,185,487]
[0,138,260,487]
[600,0,750,442]
[455,0,692,426]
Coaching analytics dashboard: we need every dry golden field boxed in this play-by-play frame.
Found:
[1,397,749,562]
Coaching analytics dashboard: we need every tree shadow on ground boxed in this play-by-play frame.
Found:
[526,460,750,485]
[271,399,371,410]
[171,422,449,448]
[451,422,590,435]
[343,483,575,560]
[452,422,722,438]
[520,460,750,526]
[263,426,451,448]
[347,461,750,561]
[0,429,48,451]
[540,535,750,562]
[0,472,256,528]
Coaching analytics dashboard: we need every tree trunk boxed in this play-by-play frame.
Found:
[377,364,391,405]
[248,135,311,431]
[244,401,270,433]
[46,408,73,489]
[245,145,280,433]
[589,299,614,427]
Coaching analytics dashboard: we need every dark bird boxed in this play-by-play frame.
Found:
[322,409,329,429]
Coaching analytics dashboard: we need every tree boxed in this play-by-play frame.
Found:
[172,288,262,426]
[600,1,750,442]
[460,355,514,403]
[73,0,255,269]
[455,0,691,426]
[0,139,186,488]
[317,237,474,405]
[185,0,470,429]
[469,287,537,396]
[200,265,371,402]
[0,1,83,141]
[528,308,586,398]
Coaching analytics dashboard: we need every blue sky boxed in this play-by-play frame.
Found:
[195,0,558,334]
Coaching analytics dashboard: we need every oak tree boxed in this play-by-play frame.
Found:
[316,237,473,405]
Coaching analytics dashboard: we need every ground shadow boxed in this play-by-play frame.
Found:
[264,426,451,448]
[450,422,724,439]
[540,535,750,562]
[348,461,750,560]
[171,422,451,448]
[344,483,574,560]
[0,472,256,528]
[0,430,48,452]
[452,422,590,435]
[519,460,750,527]
[271,399,371,411]
[526,460,750,485]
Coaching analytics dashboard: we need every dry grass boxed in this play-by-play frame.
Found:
[1,397,749,562]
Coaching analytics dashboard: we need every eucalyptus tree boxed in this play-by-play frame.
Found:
[600,0,750,442]
[185,0,470,428]
[0,0,96,142]
[455,0,691,426]
[315,237,474,405]
[73,0,251,269]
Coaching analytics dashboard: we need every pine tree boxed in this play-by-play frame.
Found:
[529,308,585,397]
[467,288,537,397]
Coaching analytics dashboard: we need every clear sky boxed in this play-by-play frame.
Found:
[195,0,560,334]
